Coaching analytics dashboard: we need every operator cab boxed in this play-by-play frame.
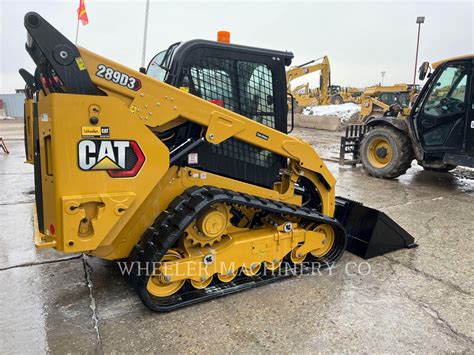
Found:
[145,39,294,189]
[378,92,409,107]
[328,85,341,95]
[410,57,473,165]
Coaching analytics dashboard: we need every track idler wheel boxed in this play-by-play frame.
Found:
[242,262,261,276]
[307,224,346,264]
[146,249,185,298]
[217,269,238,283]
[289,245,307,264]
[190,276,213,289]
[310,224,335,257]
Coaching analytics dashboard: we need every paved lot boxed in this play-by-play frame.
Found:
[1,120,473,353]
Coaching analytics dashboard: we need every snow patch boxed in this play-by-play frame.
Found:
[302,103,360,123]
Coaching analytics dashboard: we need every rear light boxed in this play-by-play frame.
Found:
[210,99,224,107]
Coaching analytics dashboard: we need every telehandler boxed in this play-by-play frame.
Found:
[21,13,415,311]
[358,84,414,122]
[340,56,474,178]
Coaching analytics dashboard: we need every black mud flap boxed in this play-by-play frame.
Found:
[335,196,418,259]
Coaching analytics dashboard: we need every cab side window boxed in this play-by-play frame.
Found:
[190,65,235,110]
[238,62,275,128]
[398,93,409,107]
[188,57,276,129]
[379,92,397,105]
[423,64,468,118]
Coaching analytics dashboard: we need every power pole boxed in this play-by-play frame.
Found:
[413,16,425,85]
[141,0,151,68]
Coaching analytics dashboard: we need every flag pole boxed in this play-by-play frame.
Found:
[141,0,151,67]
[75,16,80,44]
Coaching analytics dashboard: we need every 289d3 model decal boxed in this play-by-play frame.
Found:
[96,64,142,91]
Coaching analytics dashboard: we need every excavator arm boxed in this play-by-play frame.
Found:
[286,57,330,95]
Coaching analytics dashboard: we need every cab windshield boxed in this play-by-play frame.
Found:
[147,50,167,81]
[422,63,467,117]
[147,42,181,82]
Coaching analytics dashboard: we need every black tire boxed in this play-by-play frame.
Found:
[330,95,343,105]
[360,125,414,179]
[420,162,457,172]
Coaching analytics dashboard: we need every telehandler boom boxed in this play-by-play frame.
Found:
[21,13,415,311]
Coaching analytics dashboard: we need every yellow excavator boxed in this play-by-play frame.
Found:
[286,56,359,107]
[21,13,415,311]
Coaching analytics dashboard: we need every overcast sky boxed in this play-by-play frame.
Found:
[0,0,472,93]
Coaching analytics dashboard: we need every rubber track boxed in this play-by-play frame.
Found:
[129,186,347,312]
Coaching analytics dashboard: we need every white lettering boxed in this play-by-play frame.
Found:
[114,141,130,168]
[78,140,96,170]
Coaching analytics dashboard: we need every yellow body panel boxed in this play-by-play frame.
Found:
[358,84,415,121]
[24,99,34,164]
[431,54,474,69]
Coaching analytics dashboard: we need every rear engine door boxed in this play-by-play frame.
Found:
[414,60,471,154]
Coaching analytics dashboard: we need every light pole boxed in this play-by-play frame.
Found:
[141,0,151,68]
[413,16,425,85]
[381,71,386,86]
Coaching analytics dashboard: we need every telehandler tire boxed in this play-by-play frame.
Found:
[330,95,343,105]
[360,125,413,179]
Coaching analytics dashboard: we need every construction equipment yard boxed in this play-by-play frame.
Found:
[1,119,473,353]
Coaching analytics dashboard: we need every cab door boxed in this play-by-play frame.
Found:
[467,61,474,154]
[414,60,471,154]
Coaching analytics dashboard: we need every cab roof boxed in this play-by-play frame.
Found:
[174,39,294,66]
[431,54,474,69]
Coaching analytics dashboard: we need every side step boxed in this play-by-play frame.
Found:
[335,196,417,259]
[443,153,474,168]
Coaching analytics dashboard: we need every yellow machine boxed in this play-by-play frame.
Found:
[340,56,474,178]
[286,57,359,107]
[22,13,415,311]
[358,84,416,122]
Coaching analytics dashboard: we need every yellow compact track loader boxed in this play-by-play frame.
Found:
[21,13,416,311]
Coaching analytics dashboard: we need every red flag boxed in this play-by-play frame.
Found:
[77,0,89,25]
